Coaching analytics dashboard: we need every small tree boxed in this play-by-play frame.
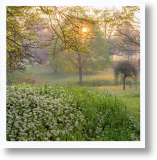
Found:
[114,61,137,90]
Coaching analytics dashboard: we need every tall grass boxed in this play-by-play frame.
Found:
[6,83,140,141]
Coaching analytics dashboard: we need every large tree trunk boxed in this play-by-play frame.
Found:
[54,69,57,74]
[78,52,82,83]
[123,76,126,90]
[128,54,130,61]
[79,66,82,83]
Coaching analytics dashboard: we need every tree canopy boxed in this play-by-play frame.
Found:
[114,61,137,90]
[6,6,97,72]
[96,6,140,57]
[7,6,44,72]
[6,6,140,74]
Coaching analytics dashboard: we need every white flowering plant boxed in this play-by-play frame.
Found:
[6,83,140,141]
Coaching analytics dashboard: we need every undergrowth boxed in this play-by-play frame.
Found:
[6,83,140,141]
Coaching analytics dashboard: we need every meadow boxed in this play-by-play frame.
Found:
[6,65,140,141]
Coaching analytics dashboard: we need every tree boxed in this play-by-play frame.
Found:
[45,7,97,77]
[63,25,111,83]
[98,6,140,39]
[47,41,65,74]
[39,6,96,54]
[116,26,140,48]
[6,6,45,73]
[110,24,140,60]
[7,6,140,76]
[95,6,140,57]
[49,52,64,74]
[88,25,111,71]
[6,6,96,74]
[114,61,137,90]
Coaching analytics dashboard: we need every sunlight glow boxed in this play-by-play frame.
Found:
[82,28,87,32]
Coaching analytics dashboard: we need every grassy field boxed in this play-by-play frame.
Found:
[7,65,140,141]
[8,65,140,87]
[6,84,140,141]
[96,87,140,122]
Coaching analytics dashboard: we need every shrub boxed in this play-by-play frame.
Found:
[114,61,138,90]
[6,84,140,141]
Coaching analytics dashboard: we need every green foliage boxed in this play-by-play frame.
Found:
[73,79,114,87]
[6,6,140,76]
[47,42,65,74]
[62,25,111,74]
[97,6,140,56]
[7,6,43,72]
[87,25,111,70]
[114,61,137,79]
[114,92,140,127]
[6,84,140,141]
[114,61,138,90]
[123,93,140,98]
[40,6,96,54]
[98,6,140,27]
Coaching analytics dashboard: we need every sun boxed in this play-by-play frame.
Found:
[82,28,87,32]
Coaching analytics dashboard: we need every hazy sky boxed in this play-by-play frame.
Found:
[94,6,140,19]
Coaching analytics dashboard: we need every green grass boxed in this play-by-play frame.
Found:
[8,65,140,87]
[7,65,140,122]
[118,93,140,121]
[8,65,98,85]
[7,65,140,141]
[95,87,140,132]
[6,83,140,141]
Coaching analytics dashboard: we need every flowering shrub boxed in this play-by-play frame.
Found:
[6,83,140,141]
